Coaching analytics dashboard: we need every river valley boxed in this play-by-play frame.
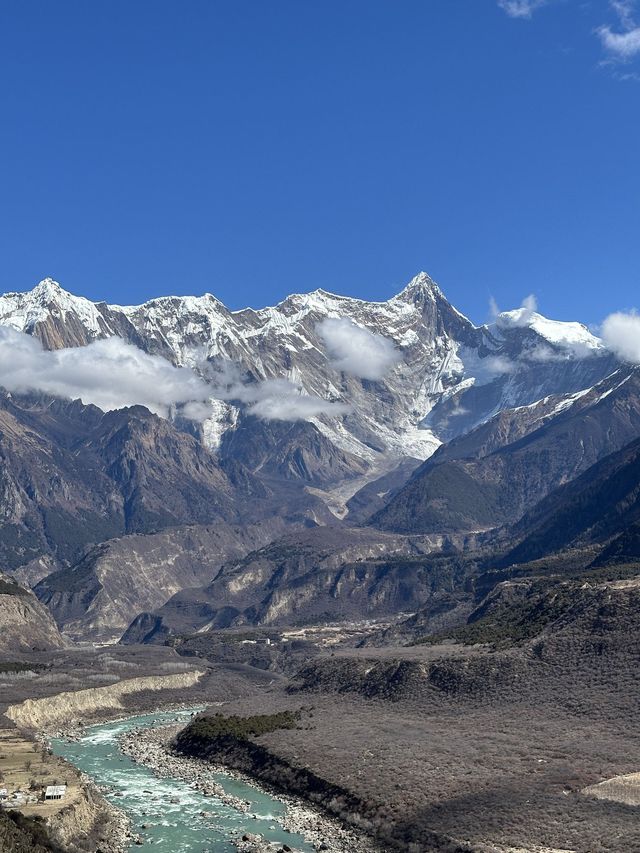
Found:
[50,709,315,853]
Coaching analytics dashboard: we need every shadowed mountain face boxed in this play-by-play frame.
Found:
[0,388,344,570]
[217,415,369,485]
[499,433,640,567]
[0,391,243,572]
[373,368,640,534]
[367,428,640,649]
[0,391,342,639]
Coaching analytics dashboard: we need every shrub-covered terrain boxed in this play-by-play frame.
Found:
[413,578,576,648]
[184,567,640,853]
[0,810,65,853]
[175,710,301,749]
[0,661,46,674]
[412,564,640,649]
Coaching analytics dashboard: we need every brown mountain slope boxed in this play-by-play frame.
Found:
[0,388,341,572]
[34,520,300,643]
[0,573,67,652]
[120,527,469,643]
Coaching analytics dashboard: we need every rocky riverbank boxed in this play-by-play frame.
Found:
[34,703,209,852]
[54,778,133,853]
[118,722,382,853]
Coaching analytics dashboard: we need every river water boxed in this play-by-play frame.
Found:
[51,708,314,853]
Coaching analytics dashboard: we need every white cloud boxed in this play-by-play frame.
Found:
[447,401,470,418]
[460,348,515,384]
[317,318,401,380]
[524,342,586,362]
[0,328,213,420]
[228,376,350,421]
[612,0,636,28]
[601,310,640,362]
[526,343,557,362]
[498,0,550,19]
[482,354,517,376]
[0,330,350,424]
[598,25,640,57]
[247,383,350,421]
[598,0,640,60]
[208,361,350,422]
[614,69,640,79]
[520,293,538,319]
[180,401,217,421]
[496,294,539,329]
[488,296,501,321]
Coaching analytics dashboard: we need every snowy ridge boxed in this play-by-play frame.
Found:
[0,273,621,488]
[494,307,603,352]
[0,278,109,337]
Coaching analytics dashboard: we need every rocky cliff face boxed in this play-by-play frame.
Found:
[34,521,305,643]
[0,389,337,571]
[4,670,203,729]
[0,391,248,571]
[120,527,471,643]
[0,572,67,651]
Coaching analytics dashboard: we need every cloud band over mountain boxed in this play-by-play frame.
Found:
[317,318,401,380]
[0,328,212,419]
[0,327,351,423]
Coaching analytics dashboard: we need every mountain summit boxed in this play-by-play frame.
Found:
[0,274,620,500]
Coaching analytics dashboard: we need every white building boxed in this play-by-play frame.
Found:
[44,785,67,801]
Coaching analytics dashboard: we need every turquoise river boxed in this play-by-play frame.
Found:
[51,708,314,853]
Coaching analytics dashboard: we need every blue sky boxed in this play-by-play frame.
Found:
[0,0,638,326]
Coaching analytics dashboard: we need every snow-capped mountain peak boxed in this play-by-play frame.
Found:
[392,271,443,303]
[0,278,109,340]
[31,277,65,300]
[396,270,438,291]
[7,277,74,307]
[494,307,603,352]
[0,273,621,489]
